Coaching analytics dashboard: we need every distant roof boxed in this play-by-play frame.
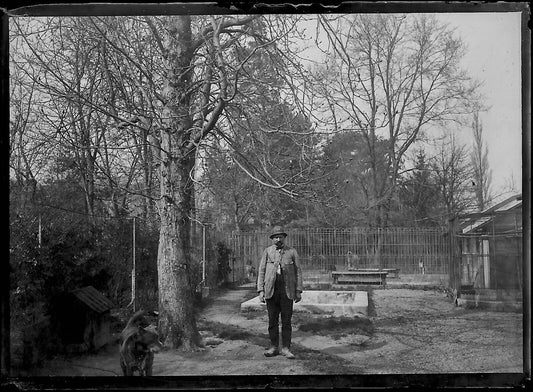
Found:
[482,194,522,214]
[71,286,114,313]
[461,194,522,234]
[494,198,521,212]
[462,216,492,233]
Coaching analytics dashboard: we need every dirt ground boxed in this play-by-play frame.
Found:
[13,286,524,381]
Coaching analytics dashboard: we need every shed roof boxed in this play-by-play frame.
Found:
[494,198,521,212]
[461,194,522,234]
[71,286,114,314]
[462,216,492,233]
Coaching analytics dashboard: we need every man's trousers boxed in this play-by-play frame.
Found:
[265,273,294,349]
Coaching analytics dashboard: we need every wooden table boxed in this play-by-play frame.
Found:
[347,268,399,279]
[332,270,389,286]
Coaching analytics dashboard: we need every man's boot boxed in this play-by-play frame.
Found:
[264,347,279,357]
[280,347,295,359]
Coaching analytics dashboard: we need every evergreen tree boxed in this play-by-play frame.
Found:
[398,149,440,226]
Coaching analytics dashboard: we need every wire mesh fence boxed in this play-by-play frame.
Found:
[452,207,523,301]
[225,227,452,285]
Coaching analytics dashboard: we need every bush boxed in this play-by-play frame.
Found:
[215,241,232,284]
[9,211,128,366]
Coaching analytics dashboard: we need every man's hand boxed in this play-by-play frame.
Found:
[259,291,265,303]
[294,291,302,303]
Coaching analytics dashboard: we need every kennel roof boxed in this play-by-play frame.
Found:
[70,285,114,314]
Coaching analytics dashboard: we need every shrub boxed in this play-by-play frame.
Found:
[215,241,232,284]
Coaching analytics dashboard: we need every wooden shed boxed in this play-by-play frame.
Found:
[455,194,523,308]
[56,286,115,352]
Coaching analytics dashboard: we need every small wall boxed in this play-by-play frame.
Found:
[457,288,523,312]
[241,290,368,317]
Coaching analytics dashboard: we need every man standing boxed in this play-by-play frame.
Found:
[257,226,303,359]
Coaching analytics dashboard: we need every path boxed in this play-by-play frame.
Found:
[18,284,523,378]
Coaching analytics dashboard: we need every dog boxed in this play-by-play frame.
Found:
[346,251,359,270]
[119,310,162,376]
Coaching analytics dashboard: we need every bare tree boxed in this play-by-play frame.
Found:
[10,14,322,349]
[431,132,475,220]
[200,143,262,231]
[9,72,42,207]
[146,15,327,348]
[11,17,120,222]
[313,14,481,226]
[470,111,492,210]
[200,95,320,230]
[93,14,318,349]
[11,16,166,223]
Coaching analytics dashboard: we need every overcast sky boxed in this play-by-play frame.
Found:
[433,12,523,201]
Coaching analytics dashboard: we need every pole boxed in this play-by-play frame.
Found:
[132,217,136,312]
[38,214,42,248]
[449,216,461,292]
[203,225,207,286]
[127,217,136,310]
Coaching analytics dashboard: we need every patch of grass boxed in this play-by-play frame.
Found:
[243,311,265,320]
[375,315,409,327]
[297,316,375,336]
[295,347,360,373]
[217,328,253,341]
[331,332,346,340]
[199,320,254,341]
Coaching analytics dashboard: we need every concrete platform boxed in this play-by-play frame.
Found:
[457,289,523,312]
[240,290,368,317]
[456,298,523,312]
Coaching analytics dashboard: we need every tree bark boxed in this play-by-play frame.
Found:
[157,153,201,349]
[156,15,201,350]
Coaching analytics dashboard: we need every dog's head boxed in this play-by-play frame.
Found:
[139,324,163,353]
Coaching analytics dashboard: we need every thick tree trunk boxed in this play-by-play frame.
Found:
[156,15,201,350]
[157,149,201,349]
